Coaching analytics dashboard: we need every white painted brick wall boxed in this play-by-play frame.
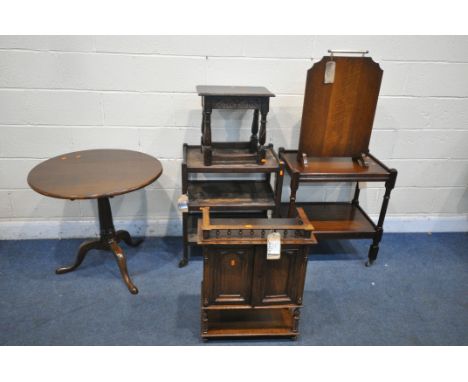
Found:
[0,90,103,126]
[374,97,468,131]
[0,36,96,52]
[207,57,312,94]
[0,35,467,238]
[1,125,74,158]
[9,189,81,218]
[0,190,12,218]
[95,35,246,57]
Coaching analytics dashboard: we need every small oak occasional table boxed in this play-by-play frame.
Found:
[197,85,275,165]
[27,149,163,294]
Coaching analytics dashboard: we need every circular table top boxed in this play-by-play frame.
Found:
[28,149,163,200]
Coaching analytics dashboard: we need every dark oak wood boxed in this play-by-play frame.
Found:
[279,55,397,266]
[202,308,296,338]
[197,206,316,244]
[185,144,279,172]
[199,208,315,339]
[297,56,383,160]
[280,202,377,238]
[197,85,275,165]
[251,247,307,307]
[203,246,255,306]
[27,149,162,200]
[280,148,397,266]
[188,181,276,210]
[27,149,162,294]
[180,144,284,267]
[185,211,269,245]
[197,85,275,97]
[198,208,314,339]
[54,197,142,294]
[281,150,389,181]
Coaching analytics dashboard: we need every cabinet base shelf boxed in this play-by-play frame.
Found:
[202,308,298,339]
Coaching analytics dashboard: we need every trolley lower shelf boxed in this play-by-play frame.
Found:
[280,202,377,238]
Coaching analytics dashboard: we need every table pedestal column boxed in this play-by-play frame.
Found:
[55,197,142,295]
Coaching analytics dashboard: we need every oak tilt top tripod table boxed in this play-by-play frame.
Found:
[27,149,162,294]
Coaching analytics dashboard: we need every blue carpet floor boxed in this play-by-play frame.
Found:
[0,233,467,345]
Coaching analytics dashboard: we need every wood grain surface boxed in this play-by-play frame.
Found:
[27,149,162,200]
[298,56,383,158]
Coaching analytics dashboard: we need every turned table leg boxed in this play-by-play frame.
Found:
[257,104,268,163]
[202,107,213,165]
[288,173,300,218]
[258,97,269,148]
[179,211,189,268]
[366,169,397,267]
[55,197,142,294]
[250,109,259,152]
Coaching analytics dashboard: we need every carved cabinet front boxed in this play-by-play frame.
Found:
[202,245,308,308]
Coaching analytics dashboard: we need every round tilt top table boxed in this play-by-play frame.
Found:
[27,149,163,294]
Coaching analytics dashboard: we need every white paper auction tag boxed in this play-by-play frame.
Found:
[177,194,188,212]
[324,60,336,84]
[267,232,281,260]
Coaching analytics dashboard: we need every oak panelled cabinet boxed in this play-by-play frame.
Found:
[198,207,316,339]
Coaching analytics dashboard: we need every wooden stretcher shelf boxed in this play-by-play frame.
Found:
[187,180,276,210]
[202,308,296,338]
[185,144,280,173]
[281,202,377,238]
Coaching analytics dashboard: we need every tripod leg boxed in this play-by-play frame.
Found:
[109,240,139,295]
[56,239,104,274]
[116,230,144,247]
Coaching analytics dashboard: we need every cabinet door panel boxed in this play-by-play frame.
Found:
[252,247,308,306]
[203,246,254,306]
